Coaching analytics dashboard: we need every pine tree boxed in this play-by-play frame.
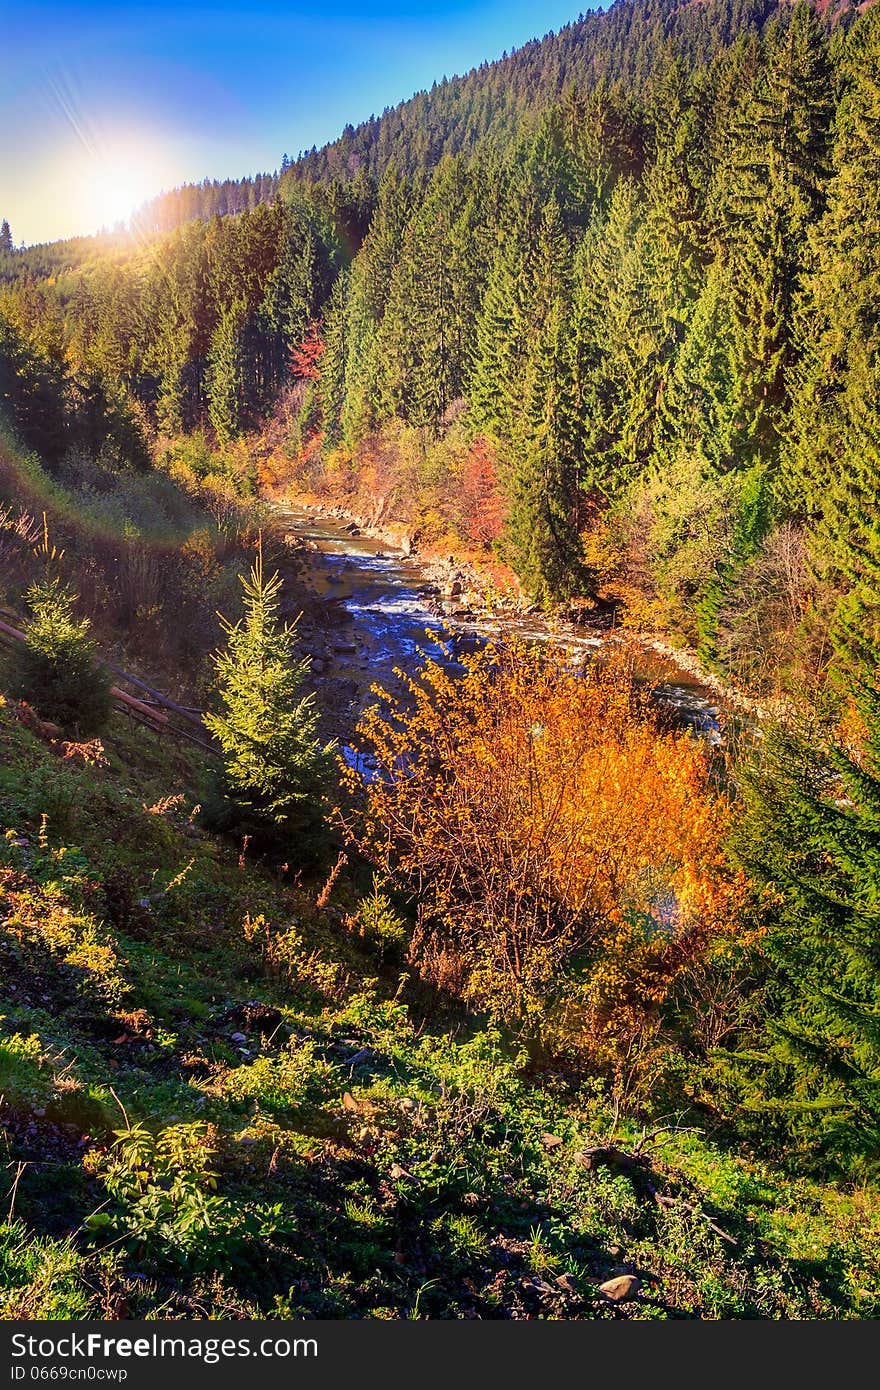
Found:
[504,297,587,602]
[207,299,247,441]
[784,5,880,673]
[0,311,70,466]
[204,550,334,853]
[469,221,528,439]
[12,576,112,735]
[570,179,665,499]
[498,198,589,601]
[731,688,880,1170]
[318,271,349,447]
[708,5,833,458]
[724,8,880,1175]
[335,166,409,444]
[372,157,475,431]
[0,220,13,255]
[656,258,744,473]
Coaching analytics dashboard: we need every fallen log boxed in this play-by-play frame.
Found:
[0,615,221,752]
[106,663,206,729]
[136,698,204,715]
[110,685,170,726]
[0,617,26,644]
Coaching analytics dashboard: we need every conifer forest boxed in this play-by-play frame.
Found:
[1,0,880,1324]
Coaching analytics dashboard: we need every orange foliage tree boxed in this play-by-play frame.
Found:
[342,636,745,1072]
[290,322,325,381]
[457,436,506,545]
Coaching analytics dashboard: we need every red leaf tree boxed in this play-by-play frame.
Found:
[459,436,506,545]
[291,321,325,381]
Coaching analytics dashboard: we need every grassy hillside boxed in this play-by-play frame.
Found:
[0,689,878,1320]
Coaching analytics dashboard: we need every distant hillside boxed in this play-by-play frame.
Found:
[289,0,778,182]
[141,0,871,205]
[3,0,864,266]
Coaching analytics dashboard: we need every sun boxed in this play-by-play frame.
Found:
[69,135,175,235]
[83,160,156,231]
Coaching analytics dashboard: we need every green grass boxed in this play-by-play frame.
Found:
[0,693,878,1320]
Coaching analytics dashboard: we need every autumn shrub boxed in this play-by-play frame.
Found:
[343,637,744,1075]
[220,1040,331,1113]
[456,436,506,546]
[19,762,80,834]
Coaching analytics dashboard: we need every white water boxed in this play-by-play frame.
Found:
[278,505,723,744]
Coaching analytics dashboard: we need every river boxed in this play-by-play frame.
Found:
[275,503,723,745]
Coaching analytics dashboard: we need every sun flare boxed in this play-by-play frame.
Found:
[68,135,174,233]
[83,161,155,230]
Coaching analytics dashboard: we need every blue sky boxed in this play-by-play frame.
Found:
[1,0,583,245]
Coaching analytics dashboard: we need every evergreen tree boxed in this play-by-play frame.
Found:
[731,689,880,1171]
[725,7,880,1174]
[204,551,334,852]
[12,576,112,735]
[504,297,588,602]
[373,157,475,431]
[0,311,69,465]
[469,217,529,439]
[335,167,409,444]
[708,6,833,457]
[260,198,339,403]
[0,220,13,255]
[496,197,589,601]
[570,179,665,498]
[656,257,745,472]
[784,6,880,672]
[207,299,247,440]
[318,270,350,447]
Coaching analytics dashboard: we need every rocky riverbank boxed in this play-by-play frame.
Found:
[284,497,605,625]
[277,496,792,734]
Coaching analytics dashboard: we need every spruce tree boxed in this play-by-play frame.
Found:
[724,9,880,1172]
[333,167,409,444]
[318,271,349,448]
[656,258,744,472]
[12,576,112,735]
[207,299,247,441]
[731,689,880,1170]
[708,5,832,459]
[469,220,529,439]
[373,156,474,431]
[784,5,880,672]
[504,297,588,602]
[570,179,665,499]
[494,197,591,602]
[204,550,334,854]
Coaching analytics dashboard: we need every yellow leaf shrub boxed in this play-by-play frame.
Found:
[342,636,745,1069]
